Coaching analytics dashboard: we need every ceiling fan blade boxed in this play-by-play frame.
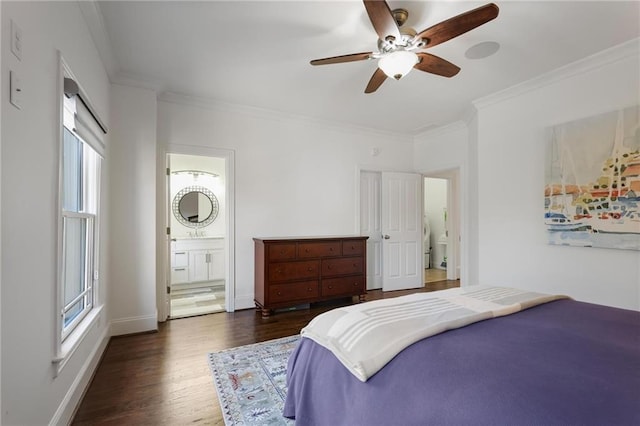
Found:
[365,68,387,93]
[363,0,402,43]
[417,3,499,49]
[414,53,461,78]
[310,52,373,66]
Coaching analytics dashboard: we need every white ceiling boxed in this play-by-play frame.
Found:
[93,1,640,135]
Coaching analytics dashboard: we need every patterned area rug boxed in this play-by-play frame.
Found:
[208,335,300,425]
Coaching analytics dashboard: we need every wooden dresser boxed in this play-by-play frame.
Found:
[254,236,368,317]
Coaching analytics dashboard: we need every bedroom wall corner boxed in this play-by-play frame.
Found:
[413,120,473,285]
[473,39,640,310]
[108,83,159,335]
[466,112,480,287]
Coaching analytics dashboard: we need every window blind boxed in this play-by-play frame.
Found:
[63,77,107,157]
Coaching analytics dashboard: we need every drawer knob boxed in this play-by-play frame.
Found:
[327,265,332,270]
[308,267,313,271]
[277,291,282,296]
[328,285,333,289]
[308,288,313,292]
[305,248,309,253]
[280,250,285,255]
[329,247,333,251]
[276,268,282,273]
[353,282,359,286]
[353,263,357,267]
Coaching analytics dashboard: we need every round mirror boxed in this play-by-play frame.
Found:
[179,191,213,223]
[172,186,219,228]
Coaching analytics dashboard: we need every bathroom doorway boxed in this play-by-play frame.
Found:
[166,152,229,318]
[423,173,461,284]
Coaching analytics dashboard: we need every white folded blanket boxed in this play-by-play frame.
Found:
[301,286,568,382]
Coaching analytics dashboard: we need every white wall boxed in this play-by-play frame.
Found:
[1,2,111,424]
[109,84,158,334]
[473,41,640,309]
[157,98,415,309]
[0,1,4,418]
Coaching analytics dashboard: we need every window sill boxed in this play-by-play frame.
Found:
[52,304,104,376]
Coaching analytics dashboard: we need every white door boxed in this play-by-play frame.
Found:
[381,172,423,291]
[360,171,382,289]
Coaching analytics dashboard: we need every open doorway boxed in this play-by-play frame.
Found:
[423,172,461,286]
[167,153,227,318]
[423,177,448,284]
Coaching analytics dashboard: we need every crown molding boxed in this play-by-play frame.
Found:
[473,38,640,111]
[410,122,440,135]
[77,0,118,79]
[111,71,164,93]
[158,91,414,142]
[413,120,468,141]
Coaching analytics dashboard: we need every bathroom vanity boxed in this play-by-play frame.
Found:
[171,237,225,285]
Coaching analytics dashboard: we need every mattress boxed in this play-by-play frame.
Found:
[283,299,640,425]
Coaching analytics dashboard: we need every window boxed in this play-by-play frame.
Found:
[60,125,100,339]
[56,61,106,360]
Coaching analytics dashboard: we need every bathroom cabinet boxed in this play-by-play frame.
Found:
[171,238,224,284]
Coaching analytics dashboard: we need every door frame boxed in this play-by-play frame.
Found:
[159,144,235,320]
[421,167,465,285]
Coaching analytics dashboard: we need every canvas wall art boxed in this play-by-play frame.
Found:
[544,106,640,250]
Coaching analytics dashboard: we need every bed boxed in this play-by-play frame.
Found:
[283,287,640,425]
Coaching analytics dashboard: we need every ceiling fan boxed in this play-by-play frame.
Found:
[310,1,499,93]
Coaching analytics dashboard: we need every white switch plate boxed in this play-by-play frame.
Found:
[10,20,22,61]
[10,71,22,109]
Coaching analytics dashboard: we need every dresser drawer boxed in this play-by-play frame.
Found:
[322,257,364,277]
[255,236,368,317]
[269,281,319,304]
[342,240,365,256]
[269,260,320,281]
[322,276,365,297]
[298,241,341,258]
[268,243,297,261]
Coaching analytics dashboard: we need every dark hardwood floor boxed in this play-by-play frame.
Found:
[72,280,459,425]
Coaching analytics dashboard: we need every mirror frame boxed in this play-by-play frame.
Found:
[172,185,219,228]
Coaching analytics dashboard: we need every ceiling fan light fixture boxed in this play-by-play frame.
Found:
[378,51,419,80]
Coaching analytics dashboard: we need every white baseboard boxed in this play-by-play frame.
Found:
[49,326,110,426]
[234,295,255,311]
[110,312,158,336]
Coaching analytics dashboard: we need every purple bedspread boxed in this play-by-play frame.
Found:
[283,299,640,425]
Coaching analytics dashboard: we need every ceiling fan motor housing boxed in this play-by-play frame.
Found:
[392,8,409,27]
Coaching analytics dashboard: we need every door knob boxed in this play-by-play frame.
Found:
[383,234,391,239]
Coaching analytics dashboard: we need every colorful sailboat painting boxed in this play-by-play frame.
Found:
[544,106,640,250]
